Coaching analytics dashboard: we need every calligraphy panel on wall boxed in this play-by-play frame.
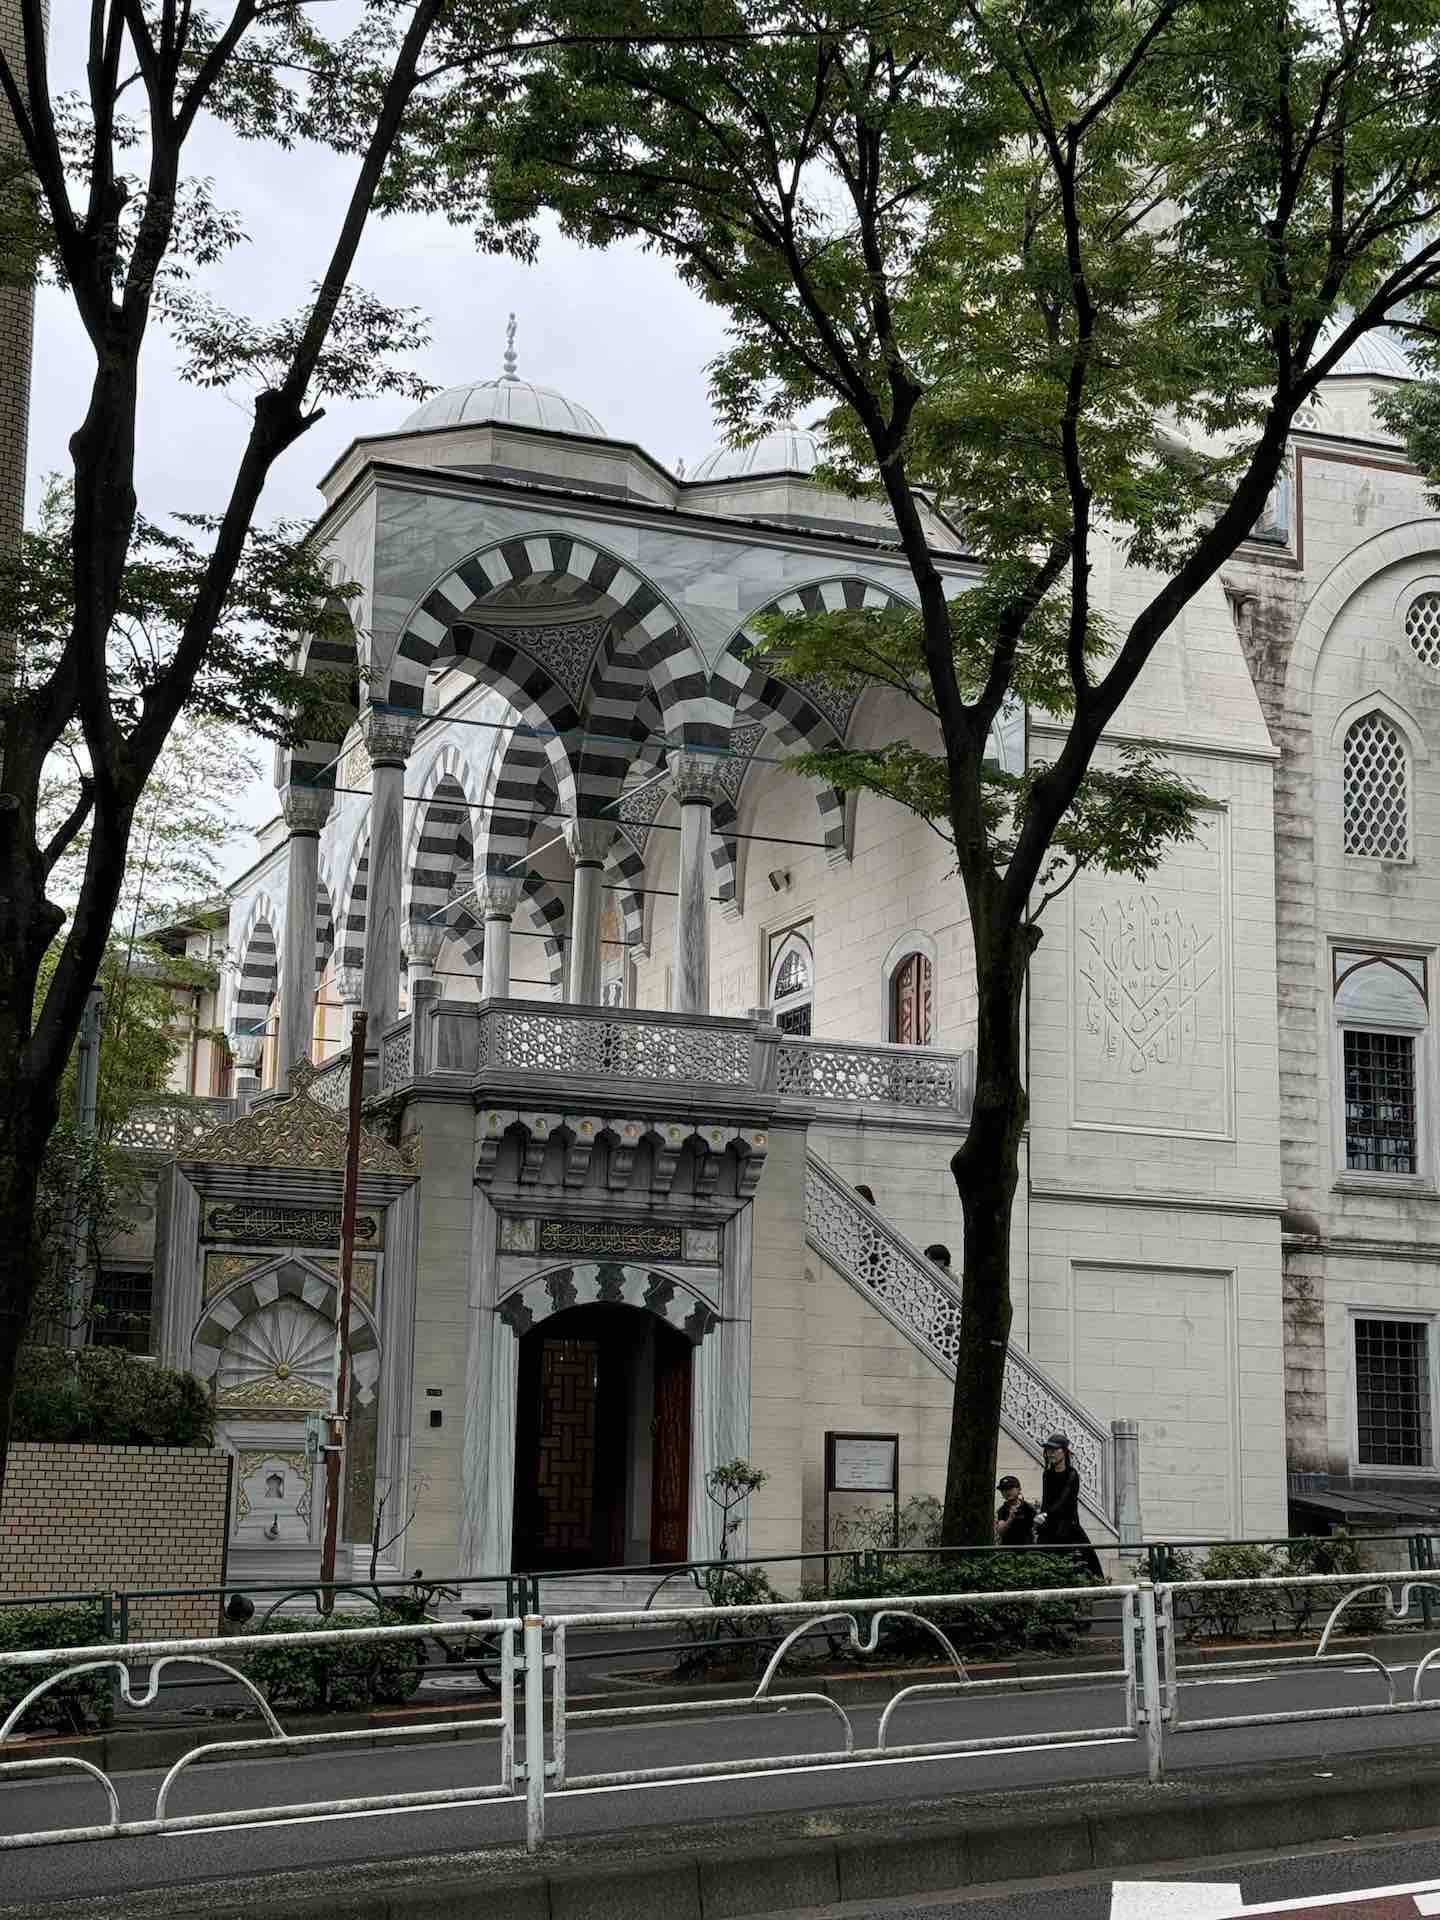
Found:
[1070,807,1233,1138]
[200,1199,384,1249]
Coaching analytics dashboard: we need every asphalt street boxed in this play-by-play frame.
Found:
[6,1658,1440,1907]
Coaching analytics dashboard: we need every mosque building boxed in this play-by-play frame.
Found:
[135,316,1440,1584]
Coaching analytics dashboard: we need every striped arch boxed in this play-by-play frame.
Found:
[234,893,281,1034]
[314,877,335,983]
[277,595,362,790]
[520,876,568,993]
[605,836,648,951]
[715,577,913,873]
[476,725,563,878]
[337,823,370,973]
[573,620,659,812]
[385,532,715,745]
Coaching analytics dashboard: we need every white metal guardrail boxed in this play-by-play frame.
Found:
[6,1572,1440,1855]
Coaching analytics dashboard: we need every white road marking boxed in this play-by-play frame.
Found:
[1109,1884,1240,1918]
[154,1735,1131,1840]
[1234,1876,1440,1911]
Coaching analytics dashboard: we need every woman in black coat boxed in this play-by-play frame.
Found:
[1034,1433,1104,1581]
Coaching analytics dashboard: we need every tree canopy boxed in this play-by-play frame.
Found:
[482,0,1440,1537]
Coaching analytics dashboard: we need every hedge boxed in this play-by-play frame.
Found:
[237,1605,429,1713]
[0,1604,114,1736]
[13,1345,213,1448]
[825,1550,1096,1658]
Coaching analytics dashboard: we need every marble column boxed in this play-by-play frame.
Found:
[564,820,612,1004]
[479,878,522,1001]
[359,711,419,1039]
[277,784,333,1091]
[668,752,725,1015]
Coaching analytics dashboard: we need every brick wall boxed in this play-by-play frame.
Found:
[0,1443,232,1639]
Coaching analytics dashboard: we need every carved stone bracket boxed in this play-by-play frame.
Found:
[476,1107,519,1186]
[517,1111,563,1185]
[563,1115,604,1187]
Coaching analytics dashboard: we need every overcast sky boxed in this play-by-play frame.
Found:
[28,9,735,872]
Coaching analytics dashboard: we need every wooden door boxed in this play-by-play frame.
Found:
[649,1332,692,1562]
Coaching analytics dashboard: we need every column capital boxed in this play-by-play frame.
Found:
[361,708,420,767]
[478,877,524,919]
[332,965,364,1006]
[668,750,726,806]
[228,1031,263,1070]
[405,917,448,968]
[280,783,333,836]
[563,818,614,864]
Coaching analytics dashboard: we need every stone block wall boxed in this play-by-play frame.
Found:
[0,1443,232,1639]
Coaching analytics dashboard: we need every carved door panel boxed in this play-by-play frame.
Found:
[535,1337,600,1556]
[650,1334,692,1563]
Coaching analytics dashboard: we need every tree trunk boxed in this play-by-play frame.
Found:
[941,918,1033,1545]
[0,1074,53,1499]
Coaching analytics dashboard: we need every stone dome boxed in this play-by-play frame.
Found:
[398,314,607,438]
[1321,324,1414,381]
[690,423,821,482]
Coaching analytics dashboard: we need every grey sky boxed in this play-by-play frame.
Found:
[28,7,735,872]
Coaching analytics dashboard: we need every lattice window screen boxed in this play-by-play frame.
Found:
[1407,591,1440,667]
[1343,712,1409,858]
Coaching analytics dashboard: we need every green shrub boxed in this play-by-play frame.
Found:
[1178,1543,1280,1640]
[826,1551,1094,1659]
[0,1604,114,1736]
[831,1496,943,1553]
[1280,1533,1386,1637]
[13,1345,213,1448]
[238,1608,426,1713]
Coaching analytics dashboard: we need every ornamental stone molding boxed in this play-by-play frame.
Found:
[476,1106,768,1201]
[182,1057,418,1174]
[496,1261,718,1345]
[280,784,334,836]
[361,709,421,767]
[668,749,727,807]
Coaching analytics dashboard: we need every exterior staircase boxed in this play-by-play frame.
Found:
[804,1152,1118,1531]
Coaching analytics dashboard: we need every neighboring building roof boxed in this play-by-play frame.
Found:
[140,895,230,951]
[398,314,607,439]
[691,423,821,482]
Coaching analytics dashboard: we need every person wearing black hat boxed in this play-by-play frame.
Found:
[995,1475,1036,1547]
[1035,1434,1104,1580]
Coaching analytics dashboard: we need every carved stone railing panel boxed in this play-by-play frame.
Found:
[776,1038,971,1113]
[380,1020,413,1092]
[480,1005,755,1088]
[113,1097,237,1155]
[309,1054,352,1113]
[803,1154,1113,1523]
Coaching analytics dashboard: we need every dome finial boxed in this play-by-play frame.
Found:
[503,312,518,380]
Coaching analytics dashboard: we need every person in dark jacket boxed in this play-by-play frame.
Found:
[995,1475,1036,1547]
[1034,1433,1104,1580]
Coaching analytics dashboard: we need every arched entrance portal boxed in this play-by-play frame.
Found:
[513,1304,691,1569]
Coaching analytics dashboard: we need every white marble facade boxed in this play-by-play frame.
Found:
[208,333,1440,1564]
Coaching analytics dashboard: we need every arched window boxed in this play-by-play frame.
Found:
[768,927,813,1035]
[1343,712,1409,860]
[1334,952,1428,1178]
[890,951,933,1045]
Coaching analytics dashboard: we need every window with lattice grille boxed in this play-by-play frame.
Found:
[1343,713,1409,858]
[1407,591,1440,667]
[1355,1317,1433,1467]
[1344,1029,1417,1173]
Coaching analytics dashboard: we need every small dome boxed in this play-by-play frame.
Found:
[1320,324,1414,382]
[690,423,821,482]
[398,314,607,438]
